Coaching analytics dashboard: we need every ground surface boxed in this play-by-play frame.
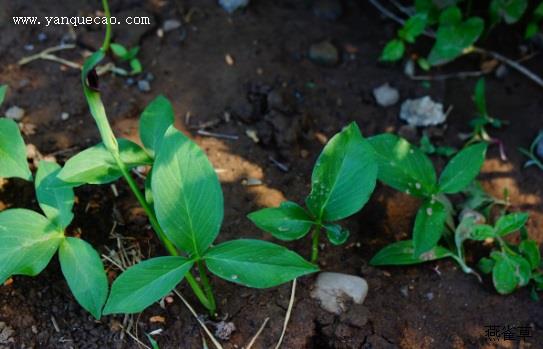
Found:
[0,0,542,348]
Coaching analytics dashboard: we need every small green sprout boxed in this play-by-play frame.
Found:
[248,123,378,263]
[368,133,487,257]
[419,134,457,157]
[519,131,543,171]
[110,42,142,75]
[525,1,543,39]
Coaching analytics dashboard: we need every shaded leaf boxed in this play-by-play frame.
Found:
[324,223,349,245]
[380,39,405,62]
[413,200,447,256]
[519,240,540,270]
[438,142,487,194]
[495,212,529,236]
[0,118,32,180]
[370,240,452,266]
[139,95,175,156]
[248,201,313,241]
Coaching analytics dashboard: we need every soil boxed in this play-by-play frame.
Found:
[0,0,542,348]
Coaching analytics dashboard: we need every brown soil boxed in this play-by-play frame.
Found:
[0,1,542,348]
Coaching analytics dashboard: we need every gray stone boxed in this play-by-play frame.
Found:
[137,80,151,93]
[5,106,25,121]
[311,272,368,314]
[400,96,446,127]
[373,83,399,107]
[163,19,182,32]
[218,0,250,13]
[309,41,339,66]
[313,0,343,21]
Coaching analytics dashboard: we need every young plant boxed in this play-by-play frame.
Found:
[54,1,317,317]
[0,88,108,319]
[466,78,507,159]
[519,130,543,171]
[368,133,488,258]
[419,133,457,157]
[110,42,142,75]
[525,1,543,38]
[248,123,378,263]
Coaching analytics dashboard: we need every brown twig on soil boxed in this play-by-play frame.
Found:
[18,44,81,69]
[410,70,488,81]
[246,317,270,349]
[274,279,297,349]
[197,129,239,140]
[119,322,151,349]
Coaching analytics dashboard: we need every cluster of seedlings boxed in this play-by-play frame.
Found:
[0,1,541,342]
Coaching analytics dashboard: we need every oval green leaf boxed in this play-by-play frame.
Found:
[306,123,377,222]
[152,126,223,257]
[248,201,313,241]
[413,200,447,257]
[324,223,349,245]
[0,118,32,180]
[438,142,487,194]
[103,256,193,314]
[59,237,108,319]
[204,239,318,288]
[370,240,452,266]
[139,95,175,156]
[495,212,529,237]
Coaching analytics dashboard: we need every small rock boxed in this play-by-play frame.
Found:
[267,89,286,111]
[225,53,235,66]
[313,0,343,21]
[60,112,70,121]
[214,321,236,340]
[459,208,486,225]
[404,60,415,77]
[218,0,250,13]
[163,19,181,32]
[6,106,25,121]
[495,64,508,79]
[145,73,155,82]
[126,78,135,86]
[311,272,369,314]
[137,80,151,93]
[309,41,339,66]
[0,322,15,344]
[373,83,399,107]
[425,292,434,300]
[24,44,34,51]
[400,96,446,127]
[245,128,259,143]
[241,178,262,186]
[400,285,409,298]
[37,32,48,42]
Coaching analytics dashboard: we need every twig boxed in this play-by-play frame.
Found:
[274,279,297,349]
[18,44,76,66]
[368,0,435,37]
[197,129,239,140]
[389,0,414,16]
[246,317,270,349]
[120,324,151,349]
[472,47,543,88]
[269,156,289,172]
[172,289,224,349]
[410,70,487,81]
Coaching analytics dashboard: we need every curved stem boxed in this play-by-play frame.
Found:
[311,228,320,264]
[198,261,217,315]
[101,0,112,52]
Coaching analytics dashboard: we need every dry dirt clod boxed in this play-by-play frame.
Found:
[0,322,15,345]
[311,272,369,315]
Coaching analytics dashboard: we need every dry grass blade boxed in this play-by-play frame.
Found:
[274,279,297,349]
[246,317,270,349]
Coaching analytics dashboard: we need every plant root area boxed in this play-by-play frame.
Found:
[0,1,542,348]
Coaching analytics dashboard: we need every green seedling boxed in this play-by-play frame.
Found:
[519,131,543,171]
[368,133,488,258]
[419,134,457,157]
[489,0,528,28]
[110,42,142,75]
[53,1,317,317]
[466,78,508,160]
[0,106,108,318]
[248,123,378,263]
[381,4,484,67]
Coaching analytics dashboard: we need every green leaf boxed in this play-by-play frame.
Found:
[427,9,484,66]
[490,0,528,24]
[510,254,532,287]
[110,43,128,59]
[0,118,32,180]
[306,122,377,222]
[204,239,318,288]
[145,168,154,208]
[59,237,108,319]
[0,209,63,283]
[380,39,405,62]
[369,133,436,196]
[370,240,452,266]
[519,240,540,270]
[103,256,193,314]
[58,138,152,185]
[438,142,487,194]
[127,47,140,60]
[417,57,431,71]
[248,201,313,241]
[324,224,349,245]
[413,200,447,256]
[0,85,7,106]
[398,13,428,43]
[469,224,495,240]
[495,212,529,236]
[473,78,488,117]
[139,95,175,156]
[35,161,75,229]
[478,257,495,274]
[152,126,223,257]
[492,252,518,294]
[130,59,143,75]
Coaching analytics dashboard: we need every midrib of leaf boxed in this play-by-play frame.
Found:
[315,142,349,220]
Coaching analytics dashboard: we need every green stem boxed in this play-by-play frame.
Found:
[101,0,112,52]
[185,271,215,312]
[198,261,217,315]
[311,228,320,264]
